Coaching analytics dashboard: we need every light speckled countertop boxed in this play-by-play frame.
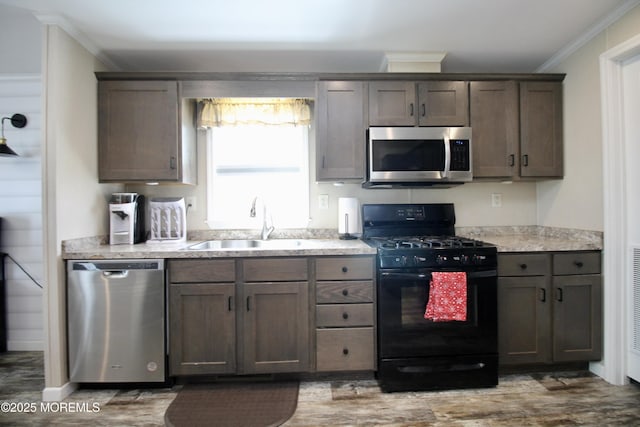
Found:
[62,226,603,260]
[62,229,376,260]
[457,226,603,252]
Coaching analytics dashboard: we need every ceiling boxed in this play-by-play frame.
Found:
[1,0,638,73]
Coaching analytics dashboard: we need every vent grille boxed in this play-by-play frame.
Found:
[633,248,640,352]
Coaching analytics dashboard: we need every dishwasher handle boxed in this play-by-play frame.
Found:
[71,260,164,271]
[102,270,129,279]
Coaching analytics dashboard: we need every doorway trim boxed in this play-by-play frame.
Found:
[599,33,640,385]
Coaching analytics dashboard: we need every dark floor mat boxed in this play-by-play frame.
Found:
[165,380,299,427]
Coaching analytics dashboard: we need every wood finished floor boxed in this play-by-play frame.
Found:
[1,351,639,426]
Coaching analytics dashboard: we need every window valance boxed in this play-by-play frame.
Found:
[198,98,312,127]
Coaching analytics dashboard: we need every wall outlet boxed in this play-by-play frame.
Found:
[186,196,197,212]
[491,193,502,208]
[318,194,329,210]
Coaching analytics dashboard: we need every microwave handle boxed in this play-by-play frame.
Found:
[443,137,451,178]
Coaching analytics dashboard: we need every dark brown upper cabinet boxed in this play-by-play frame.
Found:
[315,81,367,181]
[368,81,468,127]
[519,81,563,178]
[98,80,196,184]
[470,80,563,180]
[470,81,520,178]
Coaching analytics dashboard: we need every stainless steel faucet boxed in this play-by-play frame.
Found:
[250,196,274,240]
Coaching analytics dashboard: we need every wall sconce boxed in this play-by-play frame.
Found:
[0,114,28,157]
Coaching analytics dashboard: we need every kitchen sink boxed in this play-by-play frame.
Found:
[185,239,304,250]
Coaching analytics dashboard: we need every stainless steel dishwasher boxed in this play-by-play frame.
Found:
[67,259,165,383]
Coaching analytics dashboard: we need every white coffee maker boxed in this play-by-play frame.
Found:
[109,193,145,245]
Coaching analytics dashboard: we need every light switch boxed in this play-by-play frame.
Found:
[491,193,502,208]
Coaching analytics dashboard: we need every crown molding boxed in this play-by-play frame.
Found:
[537,0,640,72]
[34,13,121,71]
[379,52,447,72]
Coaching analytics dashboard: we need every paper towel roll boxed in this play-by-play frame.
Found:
[338,197,361,238]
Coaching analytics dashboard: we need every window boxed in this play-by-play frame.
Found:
[200,98,311,230]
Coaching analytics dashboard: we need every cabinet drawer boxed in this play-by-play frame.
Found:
[316,304,373,327]
[243,258,308,281]
[316,328,374,371]
[169,259,235,283]
[498,253,550,276]
[553,252,601,275]
[316,256,374,280]
[316,281,373,303]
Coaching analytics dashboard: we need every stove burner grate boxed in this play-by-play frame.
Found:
[372,236,486,250]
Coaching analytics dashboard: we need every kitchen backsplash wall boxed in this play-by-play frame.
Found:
[129,129,538,232]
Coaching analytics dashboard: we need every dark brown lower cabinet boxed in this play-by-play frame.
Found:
[498,251,602,365]
[552,274,602,361]
[169,282,236,375]
[315,256,376,372]
[498,275,551,364]
[168,258,310,376]
[243,281,309,374]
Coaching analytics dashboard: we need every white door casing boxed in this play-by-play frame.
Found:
[599,33,640,385]
[623,54,640,383]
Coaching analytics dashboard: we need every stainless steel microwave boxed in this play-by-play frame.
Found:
[363,127,472,188]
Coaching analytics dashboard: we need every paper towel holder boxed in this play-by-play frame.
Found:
[338,197,361,240]
[339,212,358,240]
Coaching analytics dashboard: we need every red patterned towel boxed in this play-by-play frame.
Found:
[424,272,467,322]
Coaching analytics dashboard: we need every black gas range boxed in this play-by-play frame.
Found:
[362,203,498,392]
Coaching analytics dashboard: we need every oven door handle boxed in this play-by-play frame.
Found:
[467,270,497,278]
[380,272,429,280]
[381,270,497,280]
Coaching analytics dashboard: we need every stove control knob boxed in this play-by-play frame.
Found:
[436,254,446,265]
[460,254,470,264]
[472,254,487,264]
[413,256,426,266]
[394,256,408,267]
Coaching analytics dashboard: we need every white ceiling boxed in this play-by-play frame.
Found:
[1,0,638,73]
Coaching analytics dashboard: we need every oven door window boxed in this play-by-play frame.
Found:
[378,269,497,358]
[372,139,445,172]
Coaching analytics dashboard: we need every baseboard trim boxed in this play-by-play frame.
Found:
[42,382,76,402]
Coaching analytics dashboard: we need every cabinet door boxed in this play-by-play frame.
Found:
[418,81,469,126]
[98,80,180,182]
[470,81,519,178]
[316,81,367,181]
[519,82,563,178]
[498,276,551,365]
[552,274,602,361]
[169,283,236,375]
[242,282,309,374]
[368,81,416,126]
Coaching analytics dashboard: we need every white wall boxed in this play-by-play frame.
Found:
[538,4,640,231]
[545,4,640,385]
[42,25,117,395]
[0,5,44,351]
